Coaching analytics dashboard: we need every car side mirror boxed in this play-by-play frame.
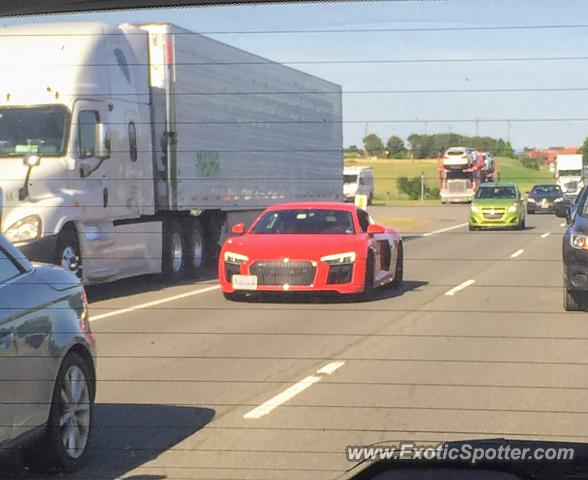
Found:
[231,223,245,235]
[95,123,111,159]
[555,204,571,223]
[367,224,385,235]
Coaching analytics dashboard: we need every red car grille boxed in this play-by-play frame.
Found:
[250,261,316,286]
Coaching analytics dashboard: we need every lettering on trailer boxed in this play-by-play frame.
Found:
[196,151,220,178]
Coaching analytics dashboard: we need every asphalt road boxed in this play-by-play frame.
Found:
[6,205,585,480]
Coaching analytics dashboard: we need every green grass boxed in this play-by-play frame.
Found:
[498,158,553,194]
[345,156,555,203]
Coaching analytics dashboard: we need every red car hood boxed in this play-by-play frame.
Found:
[224,233,368,260]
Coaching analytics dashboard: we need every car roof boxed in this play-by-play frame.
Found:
[0,234,33,271]
[265,201,356,211]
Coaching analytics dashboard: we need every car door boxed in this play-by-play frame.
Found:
[0,247,27,443]
[357,208,391,282]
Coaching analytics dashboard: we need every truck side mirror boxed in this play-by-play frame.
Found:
[19,153,41,201]
[95,123,111,159]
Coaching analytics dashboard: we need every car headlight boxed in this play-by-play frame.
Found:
[320,251,356,264]
[507,203,518,213]
[527,198,536,203]
[554,197,564,203]
[470,204,480,212]
[224,251,248,264]
[4,215,42,244]
[571,232,588,250]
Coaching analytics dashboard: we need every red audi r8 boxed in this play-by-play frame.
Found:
[219,202,403,300]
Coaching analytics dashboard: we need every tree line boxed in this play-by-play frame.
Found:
[347,133,515,159]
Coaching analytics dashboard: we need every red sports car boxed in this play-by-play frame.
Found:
[219,202,403,300]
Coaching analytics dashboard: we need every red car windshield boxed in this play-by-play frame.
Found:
[251,209,355,234]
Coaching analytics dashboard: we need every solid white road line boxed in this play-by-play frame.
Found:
[444,279,476,296]
[90,285,221,322]
[541,232,551,239]
[243,361,346,419]
[423,222,469,237]
[510,249,524,258]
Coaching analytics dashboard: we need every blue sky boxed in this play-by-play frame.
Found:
[4,0,588,149]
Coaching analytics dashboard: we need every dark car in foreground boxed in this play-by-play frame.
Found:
[0,233,96,472]
[526,183,566,214]
[556,186,588,310]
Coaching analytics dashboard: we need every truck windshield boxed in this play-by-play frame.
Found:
[344,174,358,184]
[558,170,582,176]
[447,171,472,180]
[251,209,355,234]
[0,106,69,157]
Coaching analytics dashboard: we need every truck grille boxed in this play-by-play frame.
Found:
[482,208,505,220]
[565,181,579,192]
[250,261,316,286]
[448,180,468,193]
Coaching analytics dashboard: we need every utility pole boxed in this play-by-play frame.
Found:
[475,118,479,137]
[507,119,511,143]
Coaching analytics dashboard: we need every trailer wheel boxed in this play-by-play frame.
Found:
[162,218,185,282]
[183,217,206,278]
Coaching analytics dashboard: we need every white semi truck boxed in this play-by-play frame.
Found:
[555,154,584,200]
[0,22,343,283]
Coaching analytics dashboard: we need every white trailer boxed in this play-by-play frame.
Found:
[0,22,343,283]
[555,154,584,200]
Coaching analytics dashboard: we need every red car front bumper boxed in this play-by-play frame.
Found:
[219,257,368,295]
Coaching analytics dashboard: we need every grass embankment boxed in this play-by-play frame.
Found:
[345,156,553,203]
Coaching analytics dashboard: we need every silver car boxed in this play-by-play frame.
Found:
[0,233,96,472]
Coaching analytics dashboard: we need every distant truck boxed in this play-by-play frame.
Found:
[439,147,498,203]
[0,22,343,284]
[555,154,584,200]
[343,166,374,204]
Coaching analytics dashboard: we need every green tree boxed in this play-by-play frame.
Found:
[386,136,406,158]
[363,134,385,156]
[503,141,514,158]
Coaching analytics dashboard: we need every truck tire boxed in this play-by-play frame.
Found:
[183,217,206,278]
[162,218,185,282]
[23,352,94,473]
[564,288,584,311]
[55,226,82,279]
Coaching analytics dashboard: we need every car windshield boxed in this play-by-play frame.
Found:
[251,209,355,234]
[531,185,561,195]
[476,186,517,199]
[0,106,69,156]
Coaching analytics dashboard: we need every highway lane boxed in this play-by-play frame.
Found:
[4,206,578,480]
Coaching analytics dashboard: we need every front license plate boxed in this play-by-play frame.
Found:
[232,274,258,290]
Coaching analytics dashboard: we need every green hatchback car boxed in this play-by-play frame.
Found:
[469,183,526,231]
